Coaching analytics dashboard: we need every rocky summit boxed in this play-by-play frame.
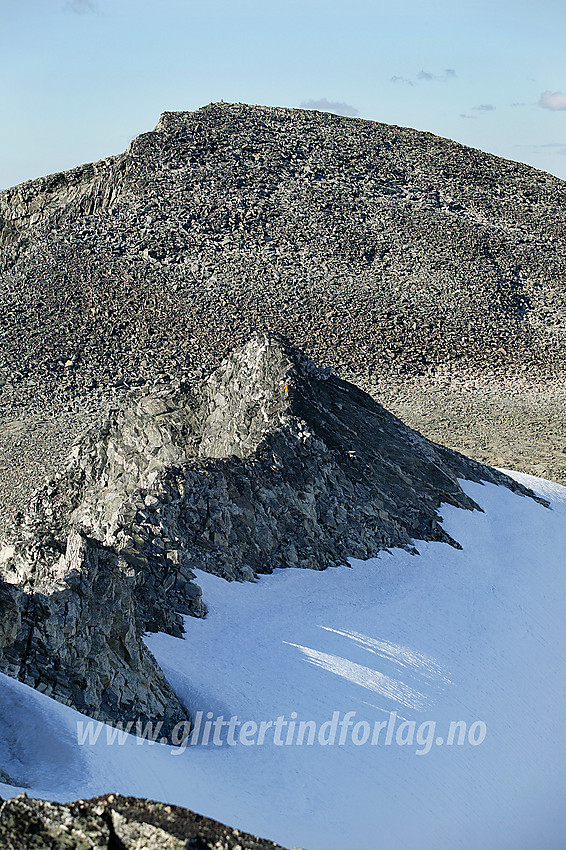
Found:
[2,101,566,396]
[0,335,544,729]
[1,102,566,535]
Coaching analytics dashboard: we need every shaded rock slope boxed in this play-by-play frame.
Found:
[0,335,543,729]
[0,793,292,850]
[1,101,566,419]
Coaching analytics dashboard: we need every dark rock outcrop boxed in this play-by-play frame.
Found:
[0,793,293,850]
[0,530,188,736]
[0,335,545,729]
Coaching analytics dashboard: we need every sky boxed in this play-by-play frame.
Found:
[1,0,565,189]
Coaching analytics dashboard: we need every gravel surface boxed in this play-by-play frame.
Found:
[375,376,566,486]
[0,399,114,536]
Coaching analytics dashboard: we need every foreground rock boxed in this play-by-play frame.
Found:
[0,335,545,729]
[0,793,293,850]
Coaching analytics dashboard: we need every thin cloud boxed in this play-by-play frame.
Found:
[511,102,527,107]
[516,142,566,156]
[460,114,477,120]
[472,104,496,111]
[535,143,566,155]
[64,0,97,13]
[300,99,359,117]
[390,69,456,86]
[539,91,566,111]
[417,69,457,82]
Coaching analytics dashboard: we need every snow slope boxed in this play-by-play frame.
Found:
[1,472,565,850]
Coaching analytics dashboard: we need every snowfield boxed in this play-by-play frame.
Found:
[1,471,565,850]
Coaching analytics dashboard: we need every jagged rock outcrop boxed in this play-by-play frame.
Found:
[0,158,126,249]
[0,530,189,736]
[0,335,544,728]
[0,793,292,850]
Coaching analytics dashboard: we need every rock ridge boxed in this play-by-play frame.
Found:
[0,335,545,729]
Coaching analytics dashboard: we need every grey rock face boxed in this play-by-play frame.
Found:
[0,335,544,728]
[0,793,292,850]
[0,580,21,653]
[0,529,189,735]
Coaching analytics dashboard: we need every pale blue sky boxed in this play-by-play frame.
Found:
[1,0,565,189]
